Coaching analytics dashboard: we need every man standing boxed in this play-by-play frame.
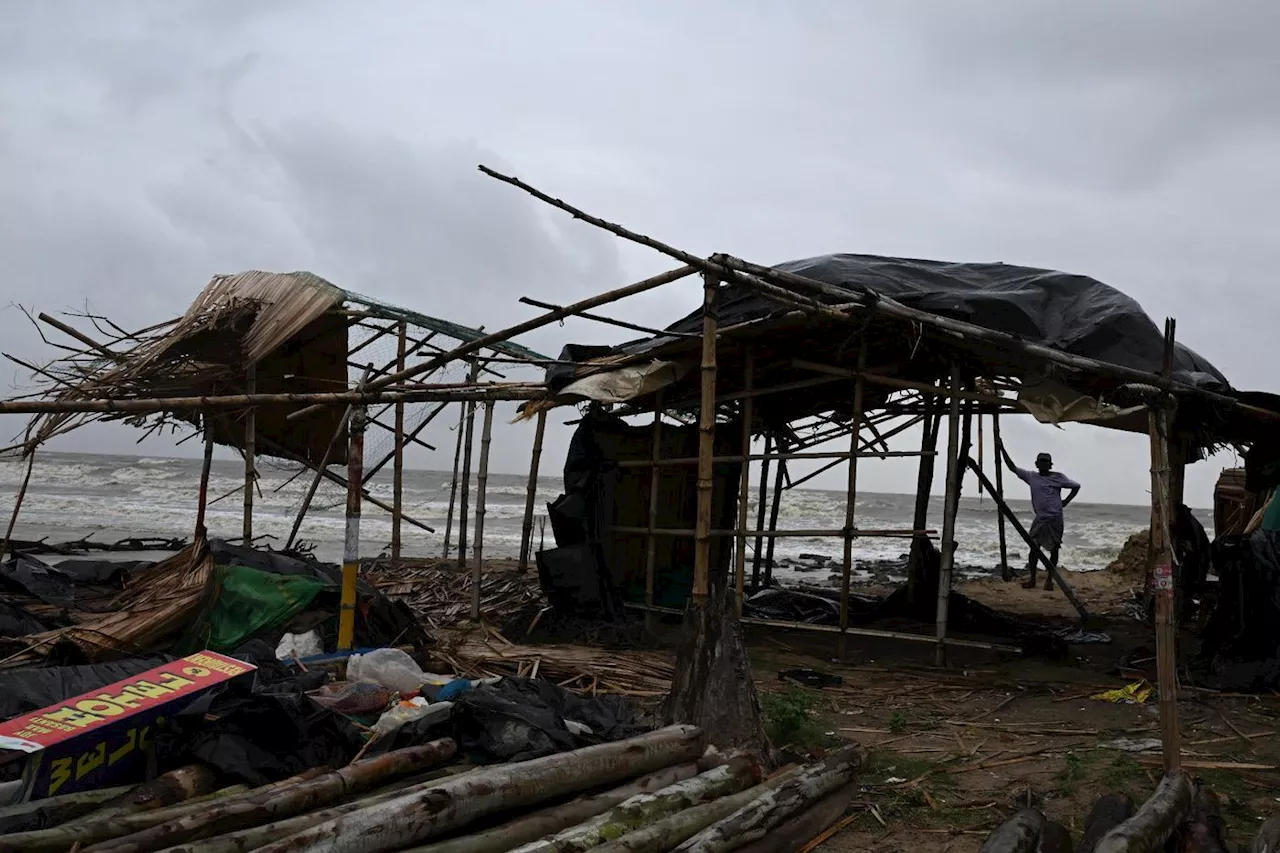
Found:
[998,445,1080,590]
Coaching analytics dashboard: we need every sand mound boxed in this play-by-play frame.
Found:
[1107,529,1150,578]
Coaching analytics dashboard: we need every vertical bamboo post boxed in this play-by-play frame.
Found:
[907,397,940,605]
[471,401,495,622]
[1151,317,1181,774]
[391,321,408,561]
[750,432,773,590]
[1,448,36,561]
[518,409,548,573]
[457,359,481,568]
[693,274,720,602]
[838,340,868,659]
[242,364,256,544]
[992,412,1011,581]
[337,405,367,651]
[935,365,964,666]
[645,391,665,631]
[442,399,466,558]
[764,437,785,587]
[194,427,214,542]
[734,352,754,614]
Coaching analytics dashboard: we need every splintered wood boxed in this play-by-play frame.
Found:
[366,559,544,630]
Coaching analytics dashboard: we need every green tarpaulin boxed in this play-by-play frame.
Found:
[179,565,328,654]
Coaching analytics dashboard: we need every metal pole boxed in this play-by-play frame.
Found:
[838,340,867,659]
[337,405,367,651]
[518,409,548,572]
[935,365,963,666]
[471,401,495,621]
[242,364,256,544]
[735,352,754,614]
[391,321,407,561]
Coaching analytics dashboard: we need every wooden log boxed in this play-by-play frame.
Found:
[504,756,762,853]
[670,745,866,853]
[711,779,848,853]
[148,766,478,853]
[1080,794,1136,853]
[471,401,495,620]
[398,764,704,853]
[1040,822,1073,853]
[249,726,705,853]
[978,809,1045,853]
[588,768,809,853]
[48,741,456,853]
[392,321,408,561]
[518,409,548,572]
[0,785,133,835]
[66,781,259,828]
[935,365,963,666]
[1150,320,1181,774]
[1094,773,1195,853]
[1252,815,1280,853]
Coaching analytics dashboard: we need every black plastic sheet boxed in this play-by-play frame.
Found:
[0,657,171,721]
[1198,530,1280,691]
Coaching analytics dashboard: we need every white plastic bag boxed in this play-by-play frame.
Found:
[346,648,429,694]
[372,698,454,736]
[276,630,323,660]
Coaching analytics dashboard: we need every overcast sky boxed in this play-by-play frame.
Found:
[2,0,1276,508]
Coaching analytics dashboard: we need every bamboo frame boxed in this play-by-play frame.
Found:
[837,340,867,659]
[614,450,928,468]
[242,364,256,543]
[1151,318,1181,774]
[518,409,548,573]
[471,401,495,621]
[693,273,719,601]
[391,321,408,561]
[457,362,479,572]
[935,365,964,666]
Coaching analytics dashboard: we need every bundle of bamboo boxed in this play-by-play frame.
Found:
[0,727,867,853]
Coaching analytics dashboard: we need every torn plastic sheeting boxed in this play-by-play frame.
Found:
[1018,376,1144,426]
[0,657,171,722]
[0,600,50,641]
[178,564,328,654]
[551,360,689,405]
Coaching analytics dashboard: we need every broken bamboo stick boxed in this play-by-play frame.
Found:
[471,401,495,621]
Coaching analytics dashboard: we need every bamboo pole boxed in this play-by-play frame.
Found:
[764,437,785,587]
[443,400,467,559]
[194,428,214,542]
[471,401,495,622]
[612,527,930,538]
[735,352,754,613]
[935,365,963,666]
[992,412,1010,581]
[363,399,452,484]
[838,341,867,659]
[645,392,665,631]
[338,405,367,651]
[285,265,696,424]
[518,409,548,573]
[750,432,772,590]
[693,274,720,602]
[392,321,408,561]
[614,450,926,468]
[0,448,35,561]
[519,296,701,340]
[242,364,256,544]
[1151,317,1181,775]
[906,406,939,605]
[286,407,353,550]
[458,361,479,571]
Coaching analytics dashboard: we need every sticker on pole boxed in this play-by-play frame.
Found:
[1153,563,1174,592]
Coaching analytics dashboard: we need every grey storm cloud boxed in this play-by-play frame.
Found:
[1,0,1277,506]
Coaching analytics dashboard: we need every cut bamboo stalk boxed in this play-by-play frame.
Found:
[736,352,754,614]
[645,392,665,631]
[505,757,761,853]
[471,401,495,621]
[392,321,408,561]
[671,745,866,853]
[518,408,548,572]
[338,405,366,651]
[693,274,719,602]
[838,340,867,659]
[935,364,963,667]
[1151,317,1181,775]
[250,725,704,853]
[242,363,256,543]
[399,764,704,853]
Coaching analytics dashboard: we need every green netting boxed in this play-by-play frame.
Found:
[179,565,329,654]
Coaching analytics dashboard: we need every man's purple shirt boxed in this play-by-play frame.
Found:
[1011,467,1080,520]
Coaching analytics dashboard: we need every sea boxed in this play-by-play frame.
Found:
[0,452,1202,582]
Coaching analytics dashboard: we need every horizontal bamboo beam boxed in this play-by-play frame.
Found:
[518,296,701,339]
[614,449,931,468]
[609,526,934,538]
[621,603,1020,652]
[793,360,1022,409]
[0,384,544,415]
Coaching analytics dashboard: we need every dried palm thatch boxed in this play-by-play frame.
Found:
[365,559,545,631]
[0,542,214,669]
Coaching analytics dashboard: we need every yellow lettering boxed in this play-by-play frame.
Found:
[123,681,173,700]
[45,708,102,729]
[109,728,137,765]
[99,690,144,710]
[180,666,211,678]
[76,742,106,779]
[138,724,154,751]
[47,757,73,796]
[157,672,195,690]
[76,699,126,717]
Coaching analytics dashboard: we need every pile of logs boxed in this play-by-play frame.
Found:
[0,726,868,853]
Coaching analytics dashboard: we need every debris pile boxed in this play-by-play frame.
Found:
[1107,529,1151,579]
